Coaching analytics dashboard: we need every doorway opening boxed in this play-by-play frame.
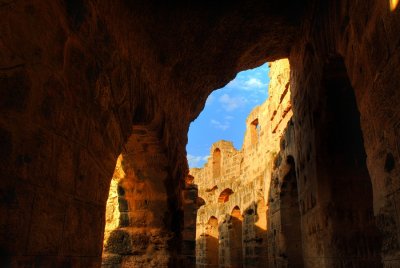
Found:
[280,156,304,267]
[316,56,382,266]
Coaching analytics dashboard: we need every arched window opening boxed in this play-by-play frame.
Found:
[230,206,243,267]
[250,118,260,146]
[206,185,218,192]
[205,216,219,267]
[231,206,242,219]
[218,188,234,203]
[213,148,222,178]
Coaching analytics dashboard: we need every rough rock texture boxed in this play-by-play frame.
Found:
[0,0,399,267]
[288,1,398,266]
[101,127,175,267]
[0,1,301,266]
[103,156,124,247]
[103,156,200,267]
[192,59,291,268]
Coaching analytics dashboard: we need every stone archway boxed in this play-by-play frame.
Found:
[102,126,175,266]
[205,216,219,268]
[312,56,382,267]
[218,188,234,203]
[213,148,222,179]
[279,155,303,267]
[0,1,399,267]
[229,206,243,268]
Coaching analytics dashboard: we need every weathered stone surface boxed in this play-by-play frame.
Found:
[192,59,291,268]
[102,128,176,267]
[0,0,399,267]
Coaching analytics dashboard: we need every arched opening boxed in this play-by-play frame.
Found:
[218,188,234,203]
[250,118,260,146]
[255,199,268,265]
[315,56,382,266]
[102,128,173,266]
[206,185,218,193]
[205,216,219,268]
[2,2,398,267]
[280,156,303,267]
[229,206,243,268]
[213,148,222,179]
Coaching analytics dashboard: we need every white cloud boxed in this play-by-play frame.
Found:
[225,115,234,120]
[225,75,268,92]
[211,119,230,130]
[244,78,265,88]
[218,94,247,111]
[187,154,209,167]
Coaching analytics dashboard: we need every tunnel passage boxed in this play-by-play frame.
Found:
[279,156,303,267]
[102,126,176,267]
[314,56,382,267]
[0,0,399,266]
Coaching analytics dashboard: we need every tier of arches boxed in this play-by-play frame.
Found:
[197,203,268,268]
[196,56,382,267]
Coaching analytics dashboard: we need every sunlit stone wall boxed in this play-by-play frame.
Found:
[192,59,291,268]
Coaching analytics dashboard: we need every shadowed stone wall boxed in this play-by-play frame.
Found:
[289,1,399,266]
[1,1,399,267]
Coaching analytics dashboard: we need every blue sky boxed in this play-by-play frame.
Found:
[186,63,270,168]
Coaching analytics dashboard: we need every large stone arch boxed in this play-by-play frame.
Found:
[0,1,399,267]
[297,55,381,267]
[287,1,400,266]
[102,126,176,266]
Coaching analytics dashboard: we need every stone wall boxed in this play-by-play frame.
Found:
[1,1,399,267]
[101,127,175,267]
[192,59,292,268]
[0,1,301,265]
[288,1,398,266]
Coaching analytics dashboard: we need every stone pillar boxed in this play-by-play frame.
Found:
[102,126,176,267]
[180,175,200,267]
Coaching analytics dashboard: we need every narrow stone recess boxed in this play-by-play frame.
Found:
[0,1,399,267]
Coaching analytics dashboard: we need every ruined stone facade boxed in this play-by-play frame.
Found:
[192,59,292,268]
[1,1,400,267]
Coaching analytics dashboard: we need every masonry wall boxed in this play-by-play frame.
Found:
[288,1,398,267]
[192,59,292,268]
[1,1,399,267]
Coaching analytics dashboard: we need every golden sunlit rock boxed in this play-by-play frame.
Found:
[0,1,399,267]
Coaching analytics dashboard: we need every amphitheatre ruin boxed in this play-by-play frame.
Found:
[1,1,400,267]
